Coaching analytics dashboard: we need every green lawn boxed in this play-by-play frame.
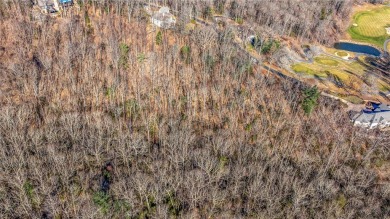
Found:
[348,6,390,47]
[292,56,360,80]
[292,64,327,77]
[378,80,390,92]
[327,69,350,81]
[291,53,390,102]
[335,51,349,57]
[292,56,374,87]
[314,57,339,66]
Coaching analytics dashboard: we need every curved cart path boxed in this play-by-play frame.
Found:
[384,39,390,53]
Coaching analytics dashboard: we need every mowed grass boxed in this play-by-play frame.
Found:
[292,64,328,77]
[292,55,373,87]
[335,51,349,57]
[327,69,350,81]
[348,6,390,46]
[378,80,390,92]
[314,57,339,66]
[291,53,390,102]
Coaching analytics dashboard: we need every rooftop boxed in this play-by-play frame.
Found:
[151,7,176,29]
[352,102,390,128]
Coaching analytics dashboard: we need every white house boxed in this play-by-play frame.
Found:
[352,103,390,129]
[151,7,176,29]
[36,0,59,13]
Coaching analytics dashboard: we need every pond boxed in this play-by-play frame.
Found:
[334,42,381,57]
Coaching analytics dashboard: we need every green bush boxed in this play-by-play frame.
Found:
[105,87,115,98]
[93,191,131,216]
[320,8,326,20]
[124,99,139,119]
[202,6,214,20]
[93,191,111,214]
[156,31,162,46]
[214,0,225,14]
[302,86,320,115]
[180,45,191,64]
[137,53,147,63]
[119,43,130,68]
[219,156,228,169]
[23,181,34,200]
[164,192,181,216]
[235,17,243,24]
[260,39,280,54]
[337,194,347,208]
[113,199,131,216]
[137,195,157,218]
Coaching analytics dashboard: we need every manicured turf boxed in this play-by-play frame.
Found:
[378,80,390,92]
[348,6,390,47]
[291,53,390,102]
[292,64,327,77]
[327,69,350,81]
[314,57,339,66]
[335,51,349,57]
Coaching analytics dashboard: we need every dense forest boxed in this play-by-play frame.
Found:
[0,0,389,218]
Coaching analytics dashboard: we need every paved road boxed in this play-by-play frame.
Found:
[321,92,364,111]
[384,39,390,53]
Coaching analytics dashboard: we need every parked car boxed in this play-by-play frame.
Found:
[59,0,73,7]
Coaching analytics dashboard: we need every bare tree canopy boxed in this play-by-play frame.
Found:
[0,0,389,218]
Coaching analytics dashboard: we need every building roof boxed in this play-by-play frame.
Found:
[159,7,170,14]
[152,12,174,23]
[353,108,390,124]
[378,103,390,111]
[151,7,176,28]
[352,102,390,127]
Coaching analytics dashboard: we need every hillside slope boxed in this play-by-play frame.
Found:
[0,1,389,218]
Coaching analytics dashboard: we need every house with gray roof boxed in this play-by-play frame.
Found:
[352,103,390,129]
[36,0,59,13]
[151,7,176,29]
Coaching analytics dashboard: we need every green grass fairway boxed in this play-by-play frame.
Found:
[314,57,339,66]
[348,6,390,46]
[292,64,327,77]
[291,54,390,102]
[335,51,349,57]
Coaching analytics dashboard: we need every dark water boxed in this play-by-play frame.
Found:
[334,42,381,56]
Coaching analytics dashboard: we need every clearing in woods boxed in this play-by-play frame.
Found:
[291,54,390,102]
[348,6,390,47]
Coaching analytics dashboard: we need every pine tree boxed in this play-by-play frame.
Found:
[156,31,162,46]
[302,86,320,115]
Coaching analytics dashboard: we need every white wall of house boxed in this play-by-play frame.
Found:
[151,18,162,27]
[151,16,176,28]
